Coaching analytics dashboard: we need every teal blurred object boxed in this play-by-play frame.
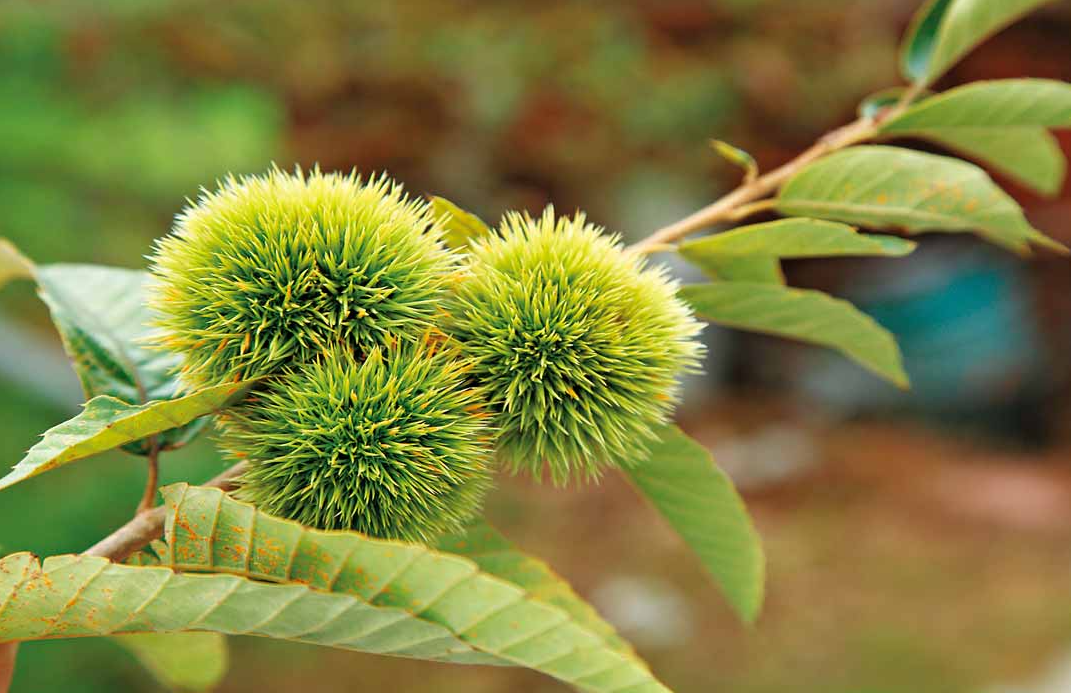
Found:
[801,242,1055,439]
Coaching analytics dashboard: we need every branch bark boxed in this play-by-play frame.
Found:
[627,117,878,255]
[0,448,247,691]
[627,84,929,256]
[85,462,247,563]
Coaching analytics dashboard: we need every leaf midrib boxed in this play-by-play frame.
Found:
[778,199,984,230]
[38,268,151,404]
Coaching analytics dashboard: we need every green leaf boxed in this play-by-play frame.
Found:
[903,128,1065,197]
[436,521,634,656]
[882,79,1071,132]
[879,79,1071,196]
[901,0,1056,86]
[0,237,34,290]
[113,633,228,692]
[35,263,209,453]
[679,219,914,285]
[680,218,916,260]
[624,425,765,624]
[776,145,1065,254]
[0,382,252,491]
[0,485,673,693]
[680,282,908,387]
[688,256,785,284]
[429,196,493,249]
[710,139,758,182]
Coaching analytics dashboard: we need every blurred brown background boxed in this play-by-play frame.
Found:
[2,1,1071,692]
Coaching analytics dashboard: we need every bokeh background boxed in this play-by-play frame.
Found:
[3,1,1071,692]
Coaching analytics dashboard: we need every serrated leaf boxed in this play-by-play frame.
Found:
[0,382,252,491]
[436,521,634,656]
[776,145,1065,254]
[35,263,209,453]
[879,79,1071,195]
[0,237,34,289]
[0,552,486,665]
[429,196,492,250]
[0,485,673,693]
[901,0,1056,86]
[624,425,764,623]
[113,633,228,692]
[680,282,908,387]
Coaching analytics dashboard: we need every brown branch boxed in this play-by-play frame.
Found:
[85,462,248,563]
[0,643,16,693]
[627,116,879,255]
[0,465,247,687]
[135,438,161,515]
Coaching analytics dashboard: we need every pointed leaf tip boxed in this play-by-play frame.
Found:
[625,425,766,623]
[900,0,1057,86]
[0,383,253,492]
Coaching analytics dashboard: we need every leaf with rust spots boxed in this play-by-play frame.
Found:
[150,484,668,691]
[0,381,253,491]
[1,488,675,690]
[777,146,1066,255]
[879,79,1071,196]
[436,520,637,654]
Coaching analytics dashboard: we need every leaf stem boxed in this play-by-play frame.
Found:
[86,462,247,563]
[726,199,780,223]
[136,438,161,515]
[627,116,880,255]
[0,643,16,693]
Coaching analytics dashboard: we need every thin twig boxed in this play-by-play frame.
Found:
[0,460,212,691]
[0,643,16,693]
[136,437,161,515]
[627,116,880,255]
[85,462,248,563]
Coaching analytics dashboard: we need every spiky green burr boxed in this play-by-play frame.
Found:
[446,207,704,483]
[223,342,492,541]
[148,167,454,387]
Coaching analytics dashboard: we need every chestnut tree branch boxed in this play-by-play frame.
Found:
[0,464,246,691]
[85,462,248,563]
[627,116,879,255]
